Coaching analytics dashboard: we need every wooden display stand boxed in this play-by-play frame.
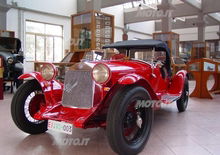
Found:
[187,58,220,99]
[153,32,186,74]
[0,30,15,38]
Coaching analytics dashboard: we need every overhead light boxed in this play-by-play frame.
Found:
[173,17,186,22]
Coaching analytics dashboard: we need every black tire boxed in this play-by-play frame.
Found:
[177,78,189,112]
[15,79,24,89]
[14,71,24,89]
[11,80,48,134]
[107,86,153,155]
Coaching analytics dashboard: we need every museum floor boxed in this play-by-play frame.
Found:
[0,81,220,155]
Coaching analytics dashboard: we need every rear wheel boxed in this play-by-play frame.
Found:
[107,86,153,155]
[176,78,189,112]
[11,80,48,134]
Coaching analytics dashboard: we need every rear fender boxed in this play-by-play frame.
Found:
[168,70,188,95]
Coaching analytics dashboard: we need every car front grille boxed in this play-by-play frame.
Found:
[62,70,94,109]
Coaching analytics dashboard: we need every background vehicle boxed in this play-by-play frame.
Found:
[0,37,24,91]
[11,39,188,155]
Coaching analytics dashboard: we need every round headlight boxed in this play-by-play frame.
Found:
[7,58,14,64]
[92,64,110,84]
[41,64,57,81]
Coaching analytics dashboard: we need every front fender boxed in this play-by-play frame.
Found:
[19,72,64,105]
[118,74,158,100]
[19,72,63,93]
[18,72,45,87]
[118,74,142,85]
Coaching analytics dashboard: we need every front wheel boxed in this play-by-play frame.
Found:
[176,78,189,112]
[11,80,48,134]
[107,86,153,155]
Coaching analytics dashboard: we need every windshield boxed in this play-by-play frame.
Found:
[81,48,166,63]
[129,49,165,63]
[82,49,118,61]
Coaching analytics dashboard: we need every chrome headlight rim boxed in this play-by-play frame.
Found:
[7,58,14,64]
[40,63,57,81]
[92,63,111,84]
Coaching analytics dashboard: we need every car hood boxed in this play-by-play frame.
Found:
[70,60,152,73]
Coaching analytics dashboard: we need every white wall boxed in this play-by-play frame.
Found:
[128,21,155,36]
[6,0,77,73]
[7,0,76,16]
[173,26,220,41]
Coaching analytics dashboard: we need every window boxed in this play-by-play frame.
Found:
[25,20,63,62]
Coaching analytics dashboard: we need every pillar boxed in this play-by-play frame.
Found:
[0,0,9,30]
[77,0,101,13]
[160,0,173,32]
[197,13,205,42]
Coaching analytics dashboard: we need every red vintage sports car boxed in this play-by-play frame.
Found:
[11,39,189,155]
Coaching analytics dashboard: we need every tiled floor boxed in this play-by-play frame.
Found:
[0,80,220,155]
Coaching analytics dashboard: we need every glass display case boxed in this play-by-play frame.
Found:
[179,41,193,61]
[206,39,220,59]
[153,32,179,58]
[71,10,114,52]
[191,42,206,60]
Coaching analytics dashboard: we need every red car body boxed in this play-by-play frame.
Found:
[19,59,187,129]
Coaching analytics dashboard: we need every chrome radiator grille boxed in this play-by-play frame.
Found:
[62,70,94,109]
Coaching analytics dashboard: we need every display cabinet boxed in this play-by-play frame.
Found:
[206,39,220,59]
[153,32,179,58]
[71,10,114,52]
[191,42,206,60]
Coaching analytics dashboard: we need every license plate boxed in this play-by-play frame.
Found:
[48,120,73,135]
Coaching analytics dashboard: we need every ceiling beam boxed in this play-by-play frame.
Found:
[181,0,201,9]
[155,16,219,31]
[203,0,220,14]
[124,3,199,24]
[101,0,133,8]
[181,0,220,24]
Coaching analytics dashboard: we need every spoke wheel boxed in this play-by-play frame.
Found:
[11,80,48,134]
[107,86,153,155]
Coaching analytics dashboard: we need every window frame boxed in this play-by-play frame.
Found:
[25,20,64,62]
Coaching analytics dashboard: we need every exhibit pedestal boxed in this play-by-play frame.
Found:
[187,58,220,99]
